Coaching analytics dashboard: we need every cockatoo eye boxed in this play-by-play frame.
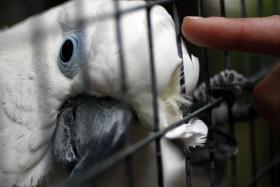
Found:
[58,33,85,78]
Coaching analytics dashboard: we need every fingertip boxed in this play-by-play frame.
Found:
[182,16,201,36]
[181,16,205,46]
[181,17,190,39]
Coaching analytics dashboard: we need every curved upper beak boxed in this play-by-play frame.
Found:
[53,95,135,181]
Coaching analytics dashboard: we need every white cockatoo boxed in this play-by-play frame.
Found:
[0,0,207,186]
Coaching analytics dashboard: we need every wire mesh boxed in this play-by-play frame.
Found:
[0,0,280,187]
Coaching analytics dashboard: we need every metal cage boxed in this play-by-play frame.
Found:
[1,0,279,187]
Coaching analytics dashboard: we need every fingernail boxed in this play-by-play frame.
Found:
[186,16,203,20]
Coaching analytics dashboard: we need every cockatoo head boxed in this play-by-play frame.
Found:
[52,0,165,99]
[50,0,165,181]
[42,0,121,98]
[39,0,152,182]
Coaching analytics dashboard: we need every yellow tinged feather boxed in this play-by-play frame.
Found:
[159,65,191,127]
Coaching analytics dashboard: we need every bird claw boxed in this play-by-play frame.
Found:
[165,118,208,148]
[193,69,249,103]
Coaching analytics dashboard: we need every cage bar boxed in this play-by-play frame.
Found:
[245,154,280,187]
[170,1,193,186]
[218,1,238,186]
[257,0,264,16]
[272,0,278,14]
[112,1,135,186]
[240,0,252,77]
[240,0,247,18]
[219,0,230,69]
[249,112,257,187]
[171,0,186,95]
[228,103,237,187]
[145,1,165,186]
[184,148,192,187]
[197,1,217,186]
[269,130,276,187]
[203,48,216,187]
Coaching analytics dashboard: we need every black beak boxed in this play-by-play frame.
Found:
[53,95,135,181]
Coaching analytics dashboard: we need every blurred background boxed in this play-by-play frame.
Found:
[0,0,279,186]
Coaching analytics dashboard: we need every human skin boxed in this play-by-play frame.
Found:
[253,65,280,132]
[181,16,280,131]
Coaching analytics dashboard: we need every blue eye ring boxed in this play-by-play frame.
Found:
[58,33,86,78]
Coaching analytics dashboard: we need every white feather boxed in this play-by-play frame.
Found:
[165,118,208,147]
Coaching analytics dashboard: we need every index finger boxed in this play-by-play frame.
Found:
[181,16,280,58]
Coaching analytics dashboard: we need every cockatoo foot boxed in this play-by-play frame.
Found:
[165,118,208,148]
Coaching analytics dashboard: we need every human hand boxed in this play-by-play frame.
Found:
[181,16,280,129]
